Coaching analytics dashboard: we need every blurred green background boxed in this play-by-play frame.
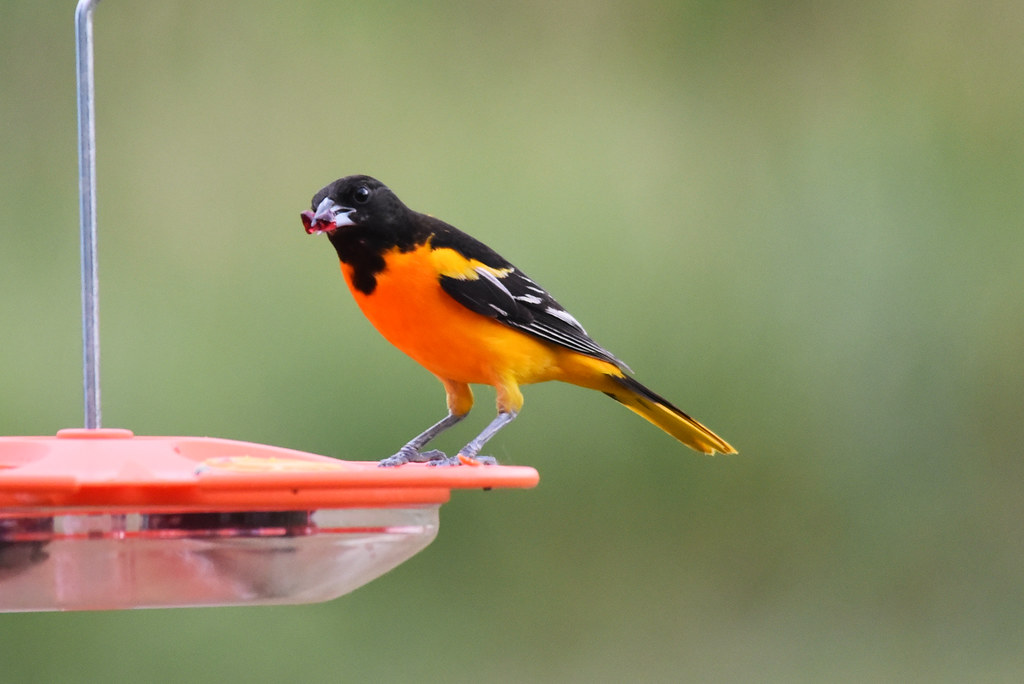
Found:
[2,0,1023,681]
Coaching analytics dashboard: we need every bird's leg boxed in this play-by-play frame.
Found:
[460,411,516,464]
[445,410,518,466]
[424,378,523,466]
[378,411,467,467]
[378,379,474,467]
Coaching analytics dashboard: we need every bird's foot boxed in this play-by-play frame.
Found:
[377,448,498,467]
[378,448,447,468]
[450,453,498,467]
[427,453,498,467]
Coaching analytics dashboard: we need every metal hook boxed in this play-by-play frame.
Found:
[76,0,101,428]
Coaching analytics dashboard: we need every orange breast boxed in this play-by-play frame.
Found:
[340,244,563,386]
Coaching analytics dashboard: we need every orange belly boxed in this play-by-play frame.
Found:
[341,244,564,385]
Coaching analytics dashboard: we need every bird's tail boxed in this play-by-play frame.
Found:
[602,374,737,455]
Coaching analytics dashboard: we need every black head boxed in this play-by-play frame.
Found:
[300,175,407,235]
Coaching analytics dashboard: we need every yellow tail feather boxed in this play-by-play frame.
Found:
[603,374,737,455]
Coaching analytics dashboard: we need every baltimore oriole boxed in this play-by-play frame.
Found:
[302,175,736,466]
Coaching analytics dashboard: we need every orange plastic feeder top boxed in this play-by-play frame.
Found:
[0,428,539,511]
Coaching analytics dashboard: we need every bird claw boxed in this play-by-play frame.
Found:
[426,455,461,467]
[458,454,498,466]
[377,448,447,468]
[377,448,497,467]
[426,453,499,467]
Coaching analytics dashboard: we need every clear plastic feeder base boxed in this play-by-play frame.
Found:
[0,506,438,611]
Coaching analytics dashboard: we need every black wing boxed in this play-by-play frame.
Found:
[427,221,628,371]
[443,268,628,370]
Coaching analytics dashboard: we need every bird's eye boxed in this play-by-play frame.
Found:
[352,185,371,204]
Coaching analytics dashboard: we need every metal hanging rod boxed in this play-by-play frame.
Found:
[76,0,101,428]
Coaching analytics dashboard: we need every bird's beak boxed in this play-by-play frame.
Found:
[301,197,356,235]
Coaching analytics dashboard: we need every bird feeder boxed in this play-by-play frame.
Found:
[0,0,538,613]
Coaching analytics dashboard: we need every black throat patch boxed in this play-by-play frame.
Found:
[327,230,388,295]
